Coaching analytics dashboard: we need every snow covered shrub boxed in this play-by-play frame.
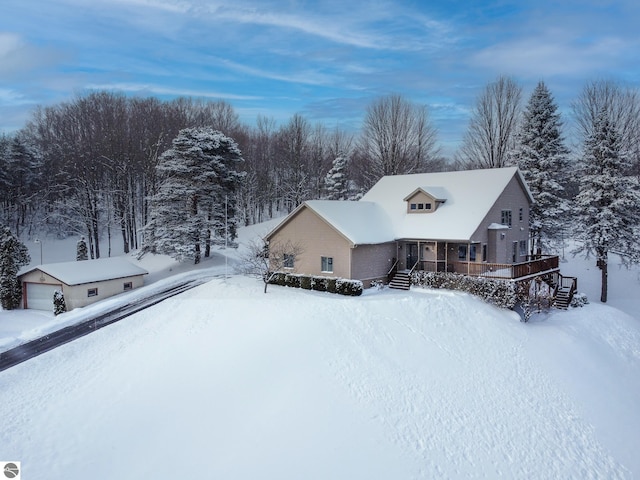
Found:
[570,292,589,308]
[411,271,518,310]
[336,279,363,296]
[370,279,384,290]
[268,272,286,286]
[312,276,330,292]
[285,273,301,288]
[53,290,66,315]
[300,276,312,290]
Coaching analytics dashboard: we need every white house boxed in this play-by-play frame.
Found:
[19,257,148,311]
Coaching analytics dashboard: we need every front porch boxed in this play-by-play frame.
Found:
[392,239,560,281]
[390,254,560,282]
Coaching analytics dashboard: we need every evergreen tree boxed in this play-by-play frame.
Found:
[76,236,88,261]
[573,110,640,302]
[0,225,31,310]
[512,81,570,254]
[323,154,349,200]
[53,290,67,315]
[144,127,245,263]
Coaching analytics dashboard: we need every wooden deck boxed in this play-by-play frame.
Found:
[416,255,560,280]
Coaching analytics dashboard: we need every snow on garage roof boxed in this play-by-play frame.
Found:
[20,257,148,286]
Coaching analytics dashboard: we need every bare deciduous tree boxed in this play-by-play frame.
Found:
[240,238,303,293]
[455,75,522,169]
[358,94,440,188]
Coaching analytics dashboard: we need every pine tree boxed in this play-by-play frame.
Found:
[144,127,245,263]
[53,290,67,315]
[573,110,640,302]
[323,154,349,200]
[512,81,570,254]
[0,225,31,310]
[76,236,88,261]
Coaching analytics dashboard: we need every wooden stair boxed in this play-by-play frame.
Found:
[389,271,411,290]
[555,286,572,309]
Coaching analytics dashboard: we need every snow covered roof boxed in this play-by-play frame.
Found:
[403,186,448,202]
[267,167,532,245]
[303,200,395,245]
[361,167,532,241]
[20,257,148,286]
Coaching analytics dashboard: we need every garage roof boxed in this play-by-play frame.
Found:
[20,257,148,286]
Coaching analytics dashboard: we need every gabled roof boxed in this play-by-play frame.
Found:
[267,200,395,245]
[361,167,532,241]
[403,186,448,203]
[19,257,148,286]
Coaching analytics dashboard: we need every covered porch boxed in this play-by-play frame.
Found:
[391,239,560,281]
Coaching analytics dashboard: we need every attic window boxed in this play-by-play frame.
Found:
[123,281,133,291]
[87,288,98,297]
[410,203,417,210]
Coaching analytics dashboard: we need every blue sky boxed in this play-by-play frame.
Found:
[1,0,639,155]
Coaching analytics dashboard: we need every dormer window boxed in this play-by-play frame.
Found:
[404,187,447,214]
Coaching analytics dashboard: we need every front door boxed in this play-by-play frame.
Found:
[406,243,419,270]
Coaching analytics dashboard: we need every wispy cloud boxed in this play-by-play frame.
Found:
[471,30,629,77]
[84,82,262,100]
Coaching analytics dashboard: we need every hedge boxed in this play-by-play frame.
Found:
[268,272,363,296]
[411,270,520,310]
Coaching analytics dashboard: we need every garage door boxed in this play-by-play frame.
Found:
[25,283,63,310]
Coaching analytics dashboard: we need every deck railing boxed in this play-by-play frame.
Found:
[418,255,559,280]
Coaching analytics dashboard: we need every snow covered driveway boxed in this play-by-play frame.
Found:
[0,276,638,479]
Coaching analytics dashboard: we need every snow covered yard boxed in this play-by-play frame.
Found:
[0,270,639,478]
[1,220,639,479]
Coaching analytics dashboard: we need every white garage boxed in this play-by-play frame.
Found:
[18,257,148,311]
[24,282,63,310]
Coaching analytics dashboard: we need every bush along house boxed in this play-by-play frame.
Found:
[265,167,576,309]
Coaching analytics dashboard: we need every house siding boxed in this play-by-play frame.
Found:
[405,191,438,213]
[269,207,352,278]
[64,276,145,309]
[20,269,145,310]
[474,175,530,264]
[351,242,396,284]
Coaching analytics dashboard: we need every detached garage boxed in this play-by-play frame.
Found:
[19,257,148,311]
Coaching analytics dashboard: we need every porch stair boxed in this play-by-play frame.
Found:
[555,287,572,310]
[389,271,411,291]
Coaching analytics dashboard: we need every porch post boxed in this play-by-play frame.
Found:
[445,242,449,273]
[467,242,470,275]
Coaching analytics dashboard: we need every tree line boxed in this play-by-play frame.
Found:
[1,77,639,301]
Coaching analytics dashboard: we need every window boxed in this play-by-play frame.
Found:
[519,207,523,222]
[470,245,477,261]
[410,203,417,210]
[87,288,98,297]
[501,210,512,227]
[321,256,333,272]
[123,281,133,291]
[425,203,432,210]
[458,245,467,260]
[417,203,424,210]
[519,240,527,256]
[283,254,295,269]
[482,244,487,262]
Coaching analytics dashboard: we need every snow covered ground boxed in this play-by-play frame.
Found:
[1,223,639,479]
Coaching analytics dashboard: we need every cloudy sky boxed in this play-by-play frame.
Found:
[1,0,639,155]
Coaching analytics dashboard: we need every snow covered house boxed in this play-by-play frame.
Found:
[266,167,561,289]
[19,257,148,311]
